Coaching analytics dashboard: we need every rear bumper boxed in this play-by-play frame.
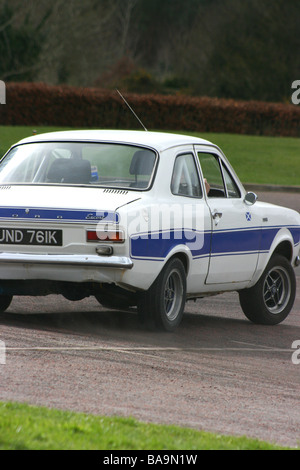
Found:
[0,252,133,269]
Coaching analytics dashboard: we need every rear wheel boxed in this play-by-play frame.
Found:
[239,255,296,325]
[138,258,186,332]
[0,295,13,313]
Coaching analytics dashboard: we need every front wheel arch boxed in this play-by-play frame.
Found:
[263,233,295,271]
[272,240,294,263]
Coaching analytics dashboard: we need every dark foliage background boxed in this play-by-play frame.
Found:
[0,0,299,103]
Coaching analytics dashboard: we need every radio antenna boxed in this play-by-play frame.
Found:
[116,89,148,131]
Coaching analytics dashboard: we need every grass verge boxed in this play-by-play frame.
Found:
[0,401,290,450]
[178,131,300,187]
[0,126,299,186]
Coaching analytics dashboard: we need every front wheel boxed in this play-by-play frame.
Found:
[239,255,296,325]
[138,258,186,332]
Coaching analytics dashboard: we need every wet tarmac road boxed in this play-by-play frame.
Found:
[0,191,299,448]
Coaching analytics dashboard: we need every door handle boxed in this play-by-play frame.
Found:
[212,211,222,226]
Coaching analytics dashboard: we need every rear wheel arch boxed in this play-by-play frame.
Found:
[171,252,189,275]
[162,248,190,277]
[138,256,187,331]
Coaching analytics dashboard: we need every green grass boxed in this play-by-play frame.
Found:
[0,125,72,157]
[0,126,299,186]
[0,401,291,450]
[180,131,300,187]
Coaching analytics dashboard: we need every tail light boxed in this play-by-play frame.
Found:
[86,230,124,243]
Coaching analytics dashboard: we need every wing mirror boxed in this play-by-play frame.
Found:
[244,192,257,206]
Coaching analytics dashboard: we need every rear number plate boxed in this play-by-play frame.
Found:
[0,228,63,246]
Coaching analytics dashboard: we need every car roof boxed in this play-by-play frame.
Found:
[16,130,213,152]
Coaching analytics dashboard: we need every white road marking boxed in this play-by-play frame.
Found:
[4,345,294,353]
[231,340,275,350]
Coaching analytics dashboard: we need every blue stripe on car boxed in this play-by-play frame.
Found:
[0,207,119,223]
[130,226,300,260]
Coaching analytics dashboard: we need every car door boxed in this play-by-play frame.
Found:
[169,151,212,293]
[196,147,262,284]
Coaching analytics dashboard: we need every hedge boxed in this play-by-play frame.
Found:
[0,82,299,137]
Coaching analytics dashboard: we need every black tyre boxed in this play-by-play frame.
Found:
[0,295,13,313]
[239,255,296,325]
[138,258,186,332]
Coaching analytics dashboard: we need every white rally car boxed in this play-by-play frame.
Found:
[0,130,298,331]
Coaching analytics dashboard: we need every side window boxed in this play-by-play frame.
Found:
[222,163,241,198]
[171,153,202,197]
[198,153,226,198]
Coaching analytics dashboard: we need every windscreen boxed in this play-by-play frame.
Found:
[0,142,157,190]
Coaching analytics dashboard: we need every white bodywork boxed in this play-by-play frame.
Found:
[0,130,299,300]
